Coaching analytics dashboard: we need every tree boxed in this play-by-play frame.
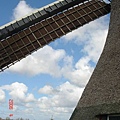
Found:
[6,117,10,120]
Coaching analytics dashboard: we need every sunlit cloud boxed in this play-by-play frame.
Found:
[12,0,36,20]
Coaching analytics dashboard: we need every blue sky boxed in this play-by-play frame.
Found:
[0,0,110,120]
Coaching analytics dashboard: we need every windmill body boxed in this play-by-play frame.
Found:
[70,0,120,120]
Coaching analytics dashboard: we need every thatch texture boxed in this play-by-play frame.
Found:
[70,0,120,120]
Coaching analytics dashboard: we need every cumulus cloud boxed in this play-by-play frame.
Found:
[38,82,84,112]
[33,82,84,119]
[9,45,67,77]
[0,81,84,120]
[62,57,94,87]
[35,82,83,119]
[37,81,84,120]
[39,85,59,95]
[0,89,5,103]
[9,45,93,87]
[63,16,109,63]
[12,0,36,20]
[1,82,36,104]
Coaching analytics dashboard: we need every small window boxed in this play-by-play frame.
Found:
[107,115,120,120]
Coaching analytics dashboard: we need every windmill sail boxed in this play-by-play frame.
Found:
[0,0,110,71]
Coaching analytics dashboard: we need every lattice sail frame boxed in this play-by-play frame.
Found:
[0,0,111,71]
[0,0,89,40]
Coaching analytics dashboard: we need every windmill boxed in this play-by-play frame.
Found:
[1,0,120,120]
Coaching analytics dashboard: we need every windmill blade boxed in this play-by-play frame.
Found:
[0,0,89,40]
[0,0,111,71]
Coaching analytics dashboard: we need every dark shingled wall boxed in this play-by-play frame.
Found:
[70,0,120,120]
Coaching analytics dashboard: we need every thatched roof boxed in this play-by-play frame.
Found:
[70,0,120,120]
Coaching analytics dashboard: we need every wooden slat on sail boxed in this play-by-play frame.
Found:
[0,0,111,71]
[0,0,88,40]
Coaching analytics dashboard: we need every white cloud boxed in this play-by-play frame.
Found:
[0,81,84,120]
[83,28,108,63]
[25,103,33,108]
[36,82,84,119]
[12,0,36,20]
[1,82,36,104]
[38,82,84,109]
[62,57,94,87]
[35,82,84,120]
[39,85,59,95]
[9,45,67,77]
[8,45,93,87]
[63,16,109,63]
[0,89,5,103]
[25,93,35,103]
